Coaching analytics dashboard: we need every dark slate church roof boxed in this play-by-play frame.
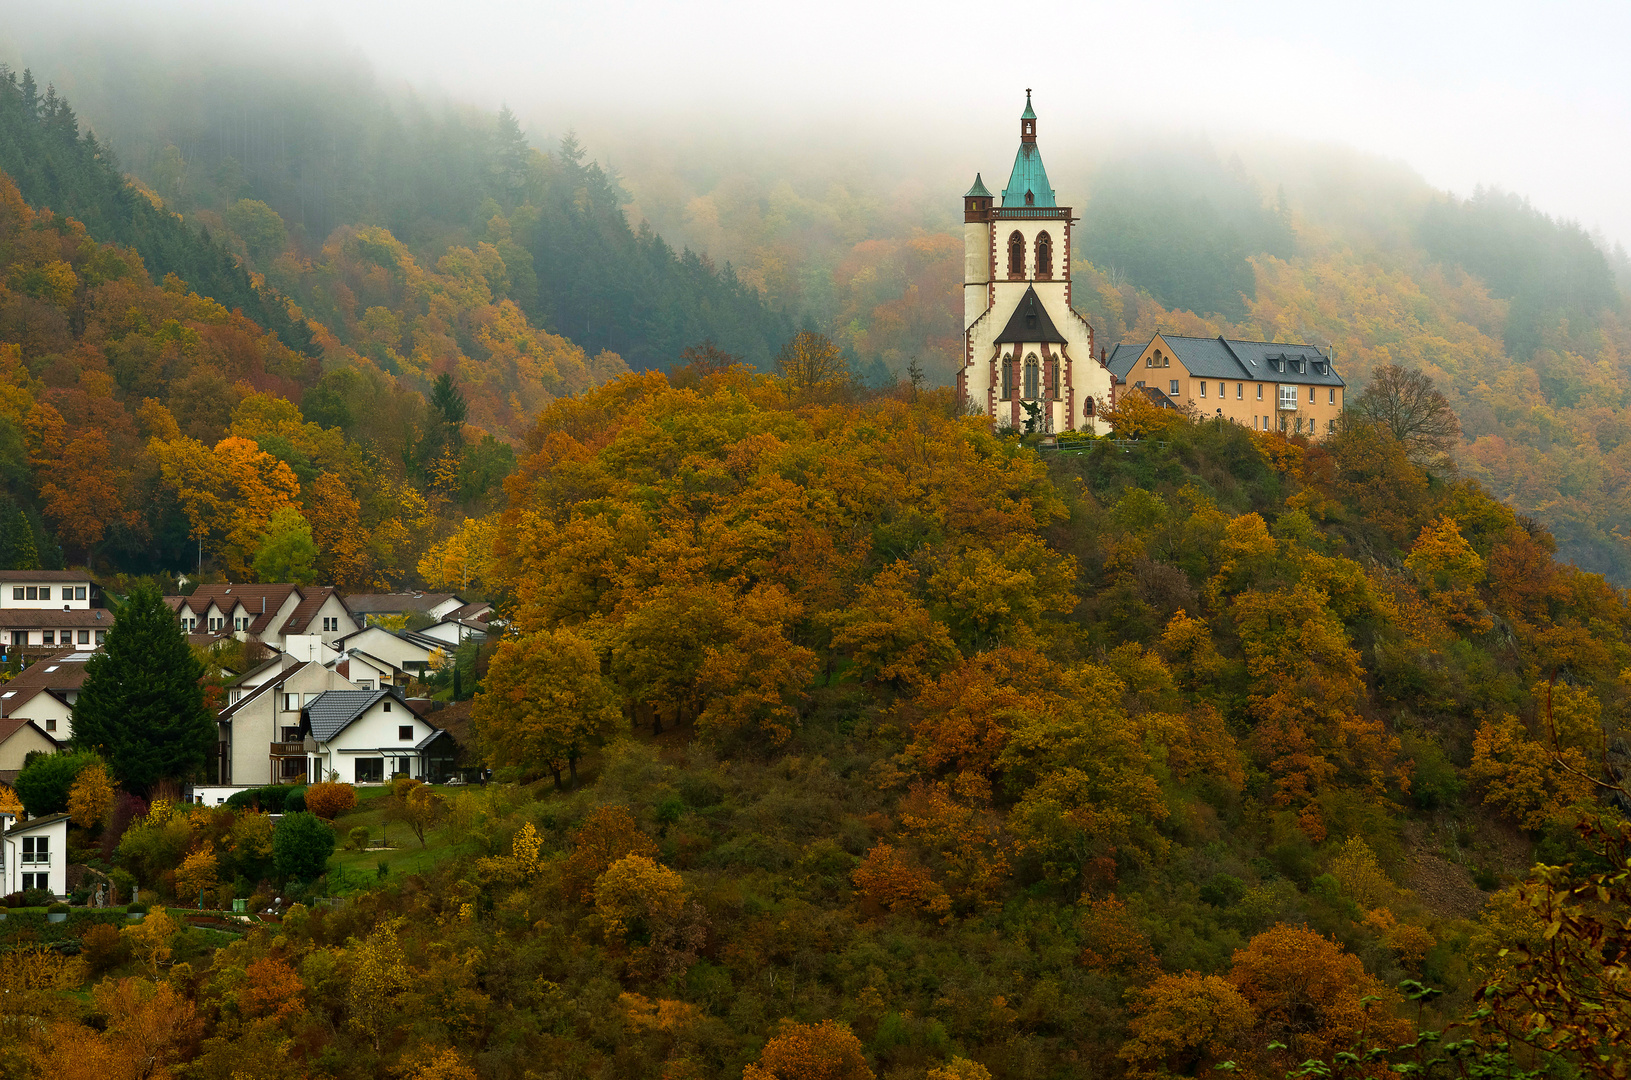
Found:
[994,286,1067,345]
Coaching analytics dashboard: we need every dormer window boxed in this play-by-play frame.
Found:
[1024,189,1035,207]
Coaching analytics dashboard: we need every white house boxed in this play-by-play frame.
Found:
[166,585,358,652]
[0,649,94,740]
[418,617,489,649]
[333,626,440,678]
[301,688,449,785]
[1,811,69,897]
[957,92,1113,434]
[334,651,403,691]
[213,658,362,786]
[0,567,113,653]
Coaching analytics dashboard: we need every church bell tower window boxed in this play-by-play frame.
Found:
[1007,232,1024,278]
[1023,355,1040,400]
[1035,232,1052,278]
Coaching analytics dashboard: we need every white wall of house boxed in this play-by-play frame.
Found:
[340,627,433,672]
[313,697,439,784]
[1,814,69,896]
[0,720,57,773]
[4,690,73,740]
[302,594,360,646]
[0,579,92,609]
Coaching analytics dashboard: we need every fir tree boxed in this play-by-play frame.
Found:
[71,585,213,794]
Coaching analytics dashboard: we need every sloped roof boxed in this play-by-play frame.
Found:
[170,584,299,635]
[1131,384,1181,410]
[0,717,55,747]
[1105,342,1146,380]
[5,811,70,833]
[343,592,461,615]
[0,570,92,582]
[304,687,396,742]
[0,609,113,627]
[995,286,1068,345]
[283,586,340,634]
[413,727,453,751]
[965,173,992,198]
[217,661,309,723]
[0,650,94,717]
[445,601,492,622]
[1002,143,1055,208]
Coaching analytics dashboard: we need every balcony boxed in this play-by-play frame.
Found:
[269,742,306,757]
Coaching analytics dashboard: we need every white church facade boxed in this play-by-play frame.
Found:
[958,92,1112,433]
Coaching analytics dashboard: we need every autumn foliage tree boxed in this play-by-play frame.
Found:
[473,628,624,786]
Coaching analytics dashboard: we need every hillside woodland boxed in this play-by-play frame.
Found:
[7,366,1631,1080]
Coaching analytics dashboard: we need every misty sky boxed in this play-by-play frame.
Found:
[9,0,1631,247]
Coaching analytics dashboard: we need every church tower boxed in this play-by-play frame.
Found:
[958,92,1110,433]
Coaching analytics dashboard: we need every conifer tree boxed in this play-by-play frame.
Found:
[71,585,213,794]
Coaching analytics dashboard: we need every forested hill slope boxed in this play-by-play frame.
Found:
[4,51,794,372]
[0,68,315,357]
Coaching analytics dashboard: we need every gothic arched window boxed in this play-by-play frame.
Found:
[1035,232,1053,277]
[1001,356,1014,400]
[1084,395,1096,417]
[1023,354,1040,400]
[1048,360,1060,399]
[1007,232,1024,277]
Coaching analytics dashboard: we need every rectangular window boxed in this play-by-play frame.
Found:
[303,693,320,707]
[399,726,413,740]
[1256,384,1263,400]
[95,630,105,645]
[280,757,306,779]
[45,718,56,732]
[1309,387,1316,403]
[282,726,302,742]
[41,631,53,645]
[1279,385,1299,410]
[75,587,86,600]
[41,588,51,600]
[1236,383,1243,399]
[383,701,392,713]
[22,836,47,863]
[25,587,36,600]
[1295,417,1304,433]
[1328,388,1335,404]
[1169,380,1179,395]
[1199,382,1206,397]
[355,757,384,784]
[22,872,45,890]
[78,630,90,645]
[357,680,373,690]
[284,693,298,712]
[1328,418,1336,433]
[11,588,21,600]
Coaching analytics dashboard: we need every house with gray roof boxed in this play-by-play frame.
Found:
[1106,332,1346,437]
[300,687,456,785]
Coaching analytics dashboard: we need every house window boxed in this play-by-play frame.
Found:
[234,617,246,631]
[1295,417,1304,434]
[280,757,306,779]
[1007,231,1024,276]
[1309,387,1316,403]
[22,836,47,864]
[1035,232,1053,277]
[1001,359,1013,401]
[355,757,384,784]
[382,701,392,713]
[284,694,299,712]
[323,617,338,632]
[1199,382,1206,398]
[1236,383,1243,399]
[1279,385,1299,410]
[78,630,89,644]
[22,873,47,890]
[75,587,85,600]
[11,588,20,600]
[399,726,413,741]
[357,680,373,690]
[1328,388,1335,404]
[1254,416,1260,429]
[41,588,51,600]
[1169,380,1179,396]
[45,718,56,732]
[25,587,36,600]
[303,693,320,706]
[1256,384,1263,400]
[282,726,302,742]
[1328,418,1337,433]
[41,631,53,645]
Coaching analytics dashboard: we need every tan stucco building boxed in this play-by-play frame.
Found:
[1107,333,1345,437]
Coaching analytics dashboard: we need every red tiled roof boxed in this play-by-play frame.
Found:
[284,585,338,635]
[0,650,94,717]
[0,716,54,746]
[0,609,114,627]
[0,570,94,581]
[170,584,298,635]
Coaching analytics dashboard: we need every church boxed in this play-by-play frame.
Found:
[958,91,1110,434]
[957,93,1346,438]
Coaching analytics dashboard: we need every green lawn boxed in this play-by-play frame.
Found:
[323,786,476,893]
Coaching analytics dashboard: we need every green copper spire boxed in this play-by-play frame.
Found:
[1002,91,1055,208]
[965,173,992,198]
[1021,88,1036,121]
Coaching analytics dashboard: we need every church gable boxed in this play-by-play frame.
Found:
[995,286,1067,344]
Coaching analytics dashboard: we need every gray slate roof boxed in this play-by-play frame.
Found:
[303,688,395,741]
[1105,335,1345,387]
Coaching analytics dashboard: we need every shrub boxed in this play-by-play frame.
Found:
[347,825,371,851]
[80,921,127,973]
[47,902,70,914]
[390,777,421,798]
[174,850,219,901]
[285,786,307,813]
[272,811,336,880]
[14,749,100,817]
[304,782,357,819]
[108,868,137,905]
[14,887,54,907]
[126,901,147,914]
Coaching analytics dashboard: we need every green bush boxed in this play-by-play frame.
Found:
[285,786,307,813]
[47,902,70,914]
[272,811,336,880]
[14,749,100,817]
[347,825,371,851]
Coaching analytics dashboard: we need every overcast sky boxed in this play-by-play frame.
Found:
[9,0,1631,247]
